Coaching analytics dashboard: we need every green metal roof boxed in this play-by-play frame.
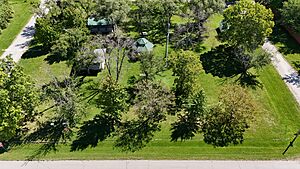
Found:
[87,18,112,26]
[135,38,154,52]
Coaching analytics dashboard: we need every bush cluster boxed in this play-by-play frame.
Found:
[0,0,14,33]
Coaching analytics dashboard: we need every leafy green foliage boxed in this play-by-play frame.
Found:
[281,0,300,33]
[202,85,256,147]
[71,77,129,150]
[115,80,173,152]
[50,28,88,63]
[169,50,202,108]
[173,0,225,49]
[35,0,89,51]
[0,57,38,141]
[219,0,274,51]
[139,52,164,80]
[95,0,131,26]
[130,0,180,42]
[171,90,206,141]
[0,0,14,33]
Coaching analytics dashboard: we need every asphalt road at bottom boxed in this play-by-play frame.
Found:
[1,160,300,169]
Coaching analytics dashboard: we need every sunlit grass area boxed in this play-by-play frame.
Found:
[2,13,300,160]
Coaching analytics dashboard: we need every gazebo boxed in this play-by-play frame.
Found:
[134,38,154,53]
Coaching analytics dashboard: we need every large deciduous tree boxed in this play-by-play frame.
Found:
[94,0,131,27]
[35,0,89,52]
[281,0,300,33]
[0,57,38,142]
[173,0,225,49]
[171,90,206,141]
[50,28,88,63]
[169,50,202,108]
[202,85,256,147]
[219,0,274,51]
[24,78,85,158]
[115,80,173,152]
[130,0,180,42]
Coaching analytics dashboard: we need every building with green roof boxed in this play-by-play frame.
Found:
[87,17,114,34]
[134,38,154,53]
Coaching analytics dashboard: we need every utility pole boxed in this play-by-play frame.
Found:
[165,18,170,67]
[282,129,300,155]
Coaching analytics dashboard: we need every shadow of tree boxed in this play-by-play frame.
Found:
[200,45,263,89]
[70,114,115,151]
[23,119,70,160]
[269,24,300,55]
[200,45,245,78]
[22,45,49,59]
[237,73,262,89]
[44,53,68,65]
[283,72,300,87]
[292,61,300,74]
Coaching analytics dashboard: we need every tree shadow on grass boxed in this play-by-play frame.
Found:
[292,61,300,74]
[269,24,300,55]
[22,44,49,59]
[200,45,263,89]
[70,114,115,151]
[44,53,68,65]
[23,119,70,160]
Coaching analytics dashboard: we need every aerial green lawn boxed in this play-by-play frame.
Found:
[1,14,300,160]
[0,0,37,56]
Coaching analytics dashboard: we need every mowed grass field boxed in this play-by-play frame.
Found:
[1,15,300,160]
[0,0,37,56]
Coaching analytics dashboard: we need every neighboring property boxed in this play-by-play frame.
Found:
[87,17,114,34]
[72,48,106,76]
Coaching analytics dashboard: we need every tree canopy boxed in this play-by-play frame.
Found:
[281,0,300,33]
[173,0,225,49]
[95,0,131,26]
[219,0,274,51]
[35,0,89,52]
[0,57,38,142]
[202,85,256,147]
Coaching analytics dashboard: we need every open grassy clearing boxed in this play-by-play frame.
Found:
[1,14,300,160]
[2,65,300,160]
[0,0,37,56]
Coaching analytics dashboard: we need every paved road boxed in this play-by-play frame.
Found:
[1,160,300,169]
[0,0,47,62]
[263,41,300,105]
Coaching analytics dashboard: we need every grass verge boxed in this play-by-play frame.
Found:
[0,0,37,56]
